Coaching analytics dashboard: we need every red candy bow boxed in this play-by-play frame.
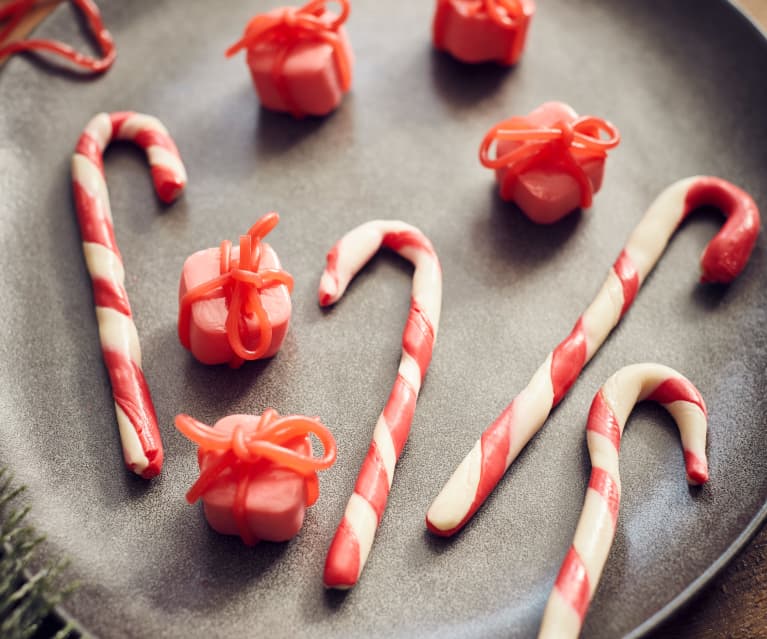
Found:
[434,0,532,64]
[226,0,351,117]
[479,115,620,207]
[0,0,115,73]
[178,212,294,367]
[176,410,337,546]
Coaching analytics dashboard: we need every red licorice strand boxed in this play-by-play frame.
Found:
[225,0,351,117]
[0,0,115,73]
[248,211,281,242]
[185,450,238,504]
[305,473,320,506]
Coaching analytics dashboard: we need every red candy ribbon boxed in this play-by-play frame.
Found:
[438,0,524,28]
[178,212,294,368]
[0,0,115,73]
[479,115,620,207]
[176,410,337,546]
[226,0,351,118]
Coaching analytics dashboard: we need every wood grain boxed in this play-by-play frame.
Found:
[1,1,766,637]
[0,0,58,66]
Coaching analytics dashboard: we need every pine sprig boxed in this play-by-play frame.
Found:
[0,468,78,639]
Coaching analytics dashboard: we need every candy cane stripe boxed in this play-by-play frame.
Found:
[321,220,441,589]
[554,547,591,623]
[72,111,187,478]
[427,176,759,536]
[586,391,621,451]
[587,466,620,527]
[613,250,639,316]
[550,319,587,404]
[539,363,709,638]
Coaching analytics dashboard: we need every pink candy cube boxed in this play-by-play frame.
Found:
[481,101,621,224]
[433,0,535,65]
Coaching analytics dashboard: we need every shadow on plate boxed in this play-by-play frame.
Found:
[429,49,512,109]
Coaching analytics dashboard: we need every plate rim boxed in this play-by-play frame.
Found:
[8,0,767,636]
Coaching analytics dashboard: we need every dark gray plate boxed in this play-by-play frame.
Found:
[0,1,765,637]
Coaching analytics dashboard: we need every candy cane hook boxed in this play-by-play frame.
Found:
[320,220,442,589]
[72,111,187,478]
[538,363,709,638]
[427,176,759,535]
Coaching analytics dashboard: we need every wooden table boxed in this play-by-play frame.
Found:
[2,1,766,637]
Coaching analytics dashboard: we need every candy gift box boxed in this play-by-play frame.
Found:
[176,412,337,545]
[227,0,353,118]
[480,101,620,224]
[433,0,536,65]
[197,415,314,544]
[178,213,293,368]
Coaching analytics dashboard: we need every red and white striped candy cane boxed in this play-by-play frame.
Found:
[426,176,759,535]
[538,363,709,638]
[320,220,442,589]
[72,111,187,478]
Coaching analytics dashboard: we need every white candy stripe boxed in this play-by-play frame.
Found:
[115,403,150,474]
[372,415,397,487]
[344,493,379,582]
[571,490,616,591]
[426,440,483,533]
[115,113,170,140]
[82,241,125,285]
[83,112,112,148]
[95,306,142,366]
[398,351,423,393]
[538,592,580,639]
[147,145,188,182]
[581,269,624,359]
[624,178,696,280]
[507,357,556,465]
[72,154,113,222]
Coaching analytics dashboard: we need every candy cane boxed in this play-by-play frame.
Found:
[72,111,187,478]
[538,363,709,638]
[426,176,760,535]
[320,220,442,589]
